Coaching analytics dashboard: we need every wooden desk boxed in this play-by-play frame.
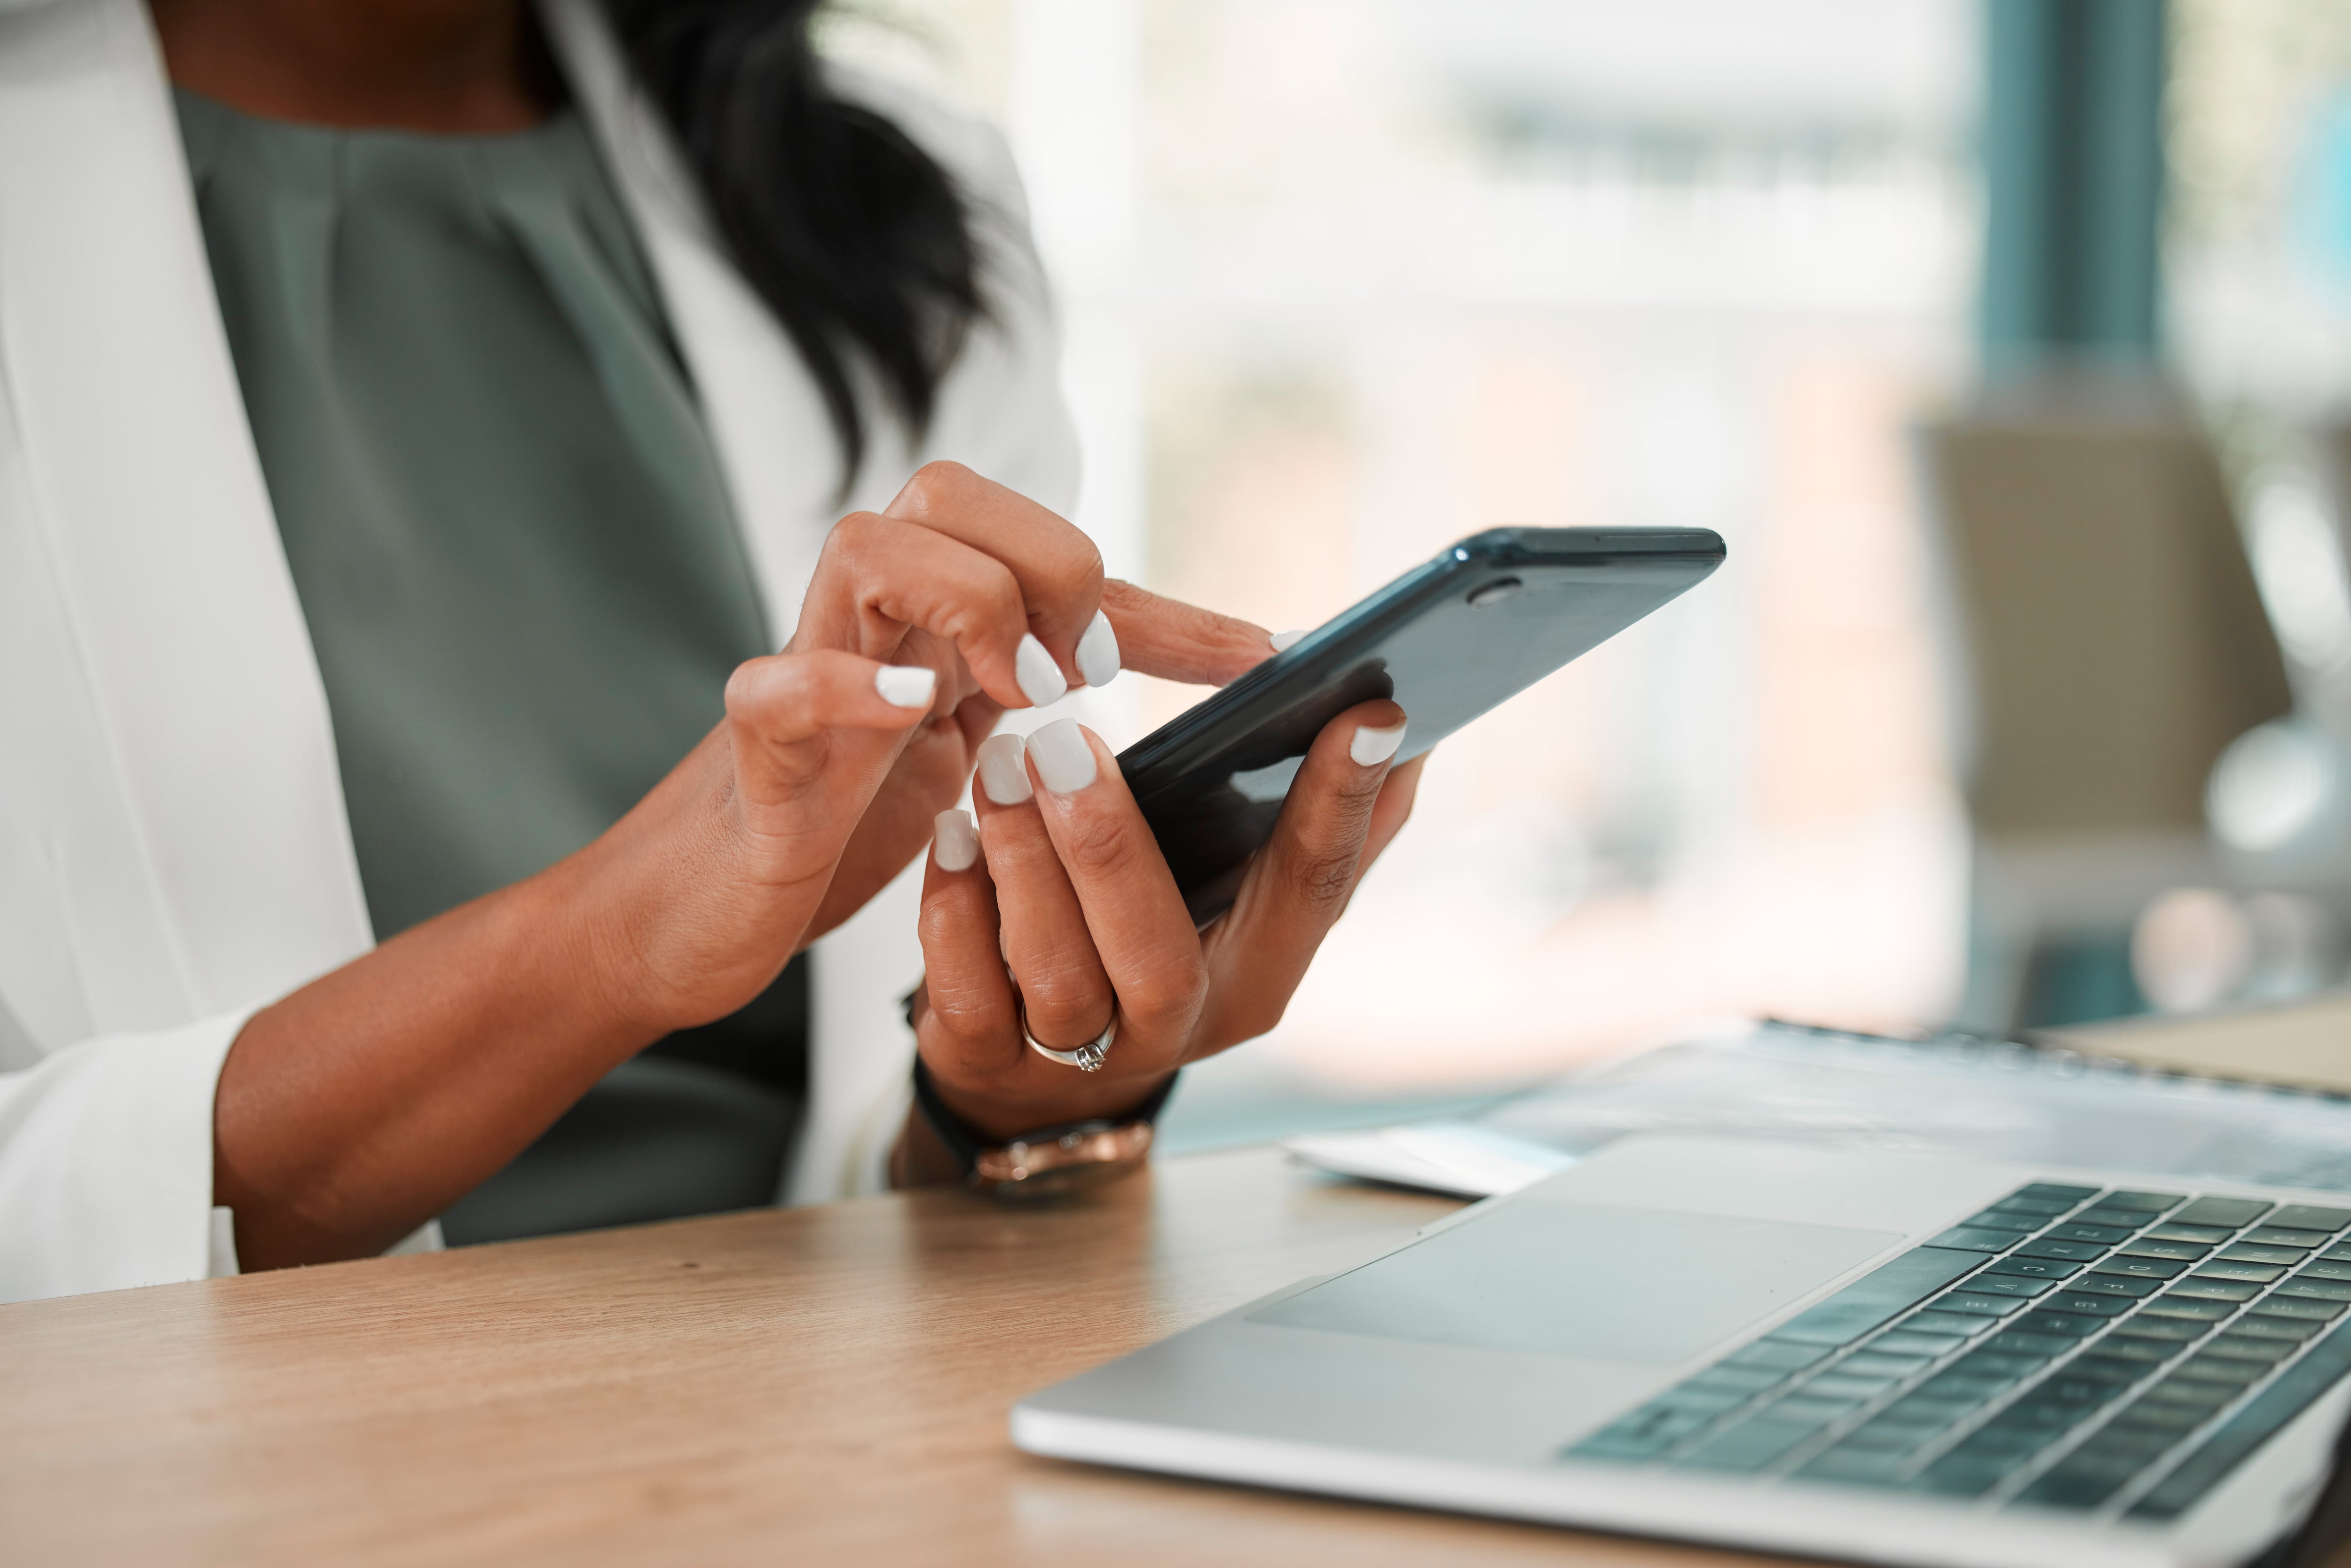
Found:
[2,1149,2336,1567]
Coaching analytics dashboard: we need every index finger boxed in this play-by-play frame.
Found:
[1099,579,1278,687]
[884,462,1104,695]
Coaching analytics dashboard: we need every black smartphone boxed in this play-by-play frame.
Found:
[1119,526,1727,922]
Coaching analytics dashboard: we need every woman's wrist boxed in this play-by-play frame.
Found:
[920,1061,1177,1146]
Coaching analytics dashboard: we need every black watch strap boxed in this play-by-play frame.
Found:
[910,1054,1178,1187]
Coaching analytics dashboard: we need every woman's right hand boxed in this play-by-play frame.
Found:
[573,460,1120,1037]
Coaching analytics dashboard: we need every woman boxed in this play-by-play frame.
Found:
[0,0,1418,1298]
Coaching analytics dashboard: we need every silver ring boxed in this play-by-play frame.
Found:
[1019,1003,1116,1072]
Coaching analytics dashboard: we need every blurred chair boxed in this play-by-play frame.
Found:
[1921,380,2293,1031]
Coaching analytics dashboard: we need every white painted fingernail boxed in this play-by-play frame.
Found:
[1270,629,1307,653]
[932,808,979,872]
[1027,717,1098,794]
[875,663,937,709]
[976,733,1032,805]
[1349,719,1407,767]
[1014,633,1068,708]
[1076,609,1121,688]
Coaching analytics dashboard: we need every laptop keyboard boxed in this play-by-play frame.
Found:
[1565,1183,2351,1519]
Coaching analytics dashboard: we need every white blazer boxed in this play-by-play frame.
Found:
[0,0,1078,1301]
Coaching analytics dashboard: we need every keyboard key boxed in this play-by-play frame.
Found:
[2107,1316,2214,1344]
[2143,1222,2234,1245]
[1879,1391,1975,1423]
[2243,1227,2330,1251]
[2138,1377,2241,1411]
[2139,1296,2238,1323]
[2175,1354,2268,1388]
[1952,1420,2062,1456]
[2067,1274,2163,1300]
[1771,1396,1860,1425]
[1726,1339,1831,1372]
[2092,1256,2187,1281]
[2073,1207,2158,1231]
[1870,1330,1964,1357]
[2327,1243,2351,1261]
[1805,1373,1900,1402]
[2102,1191,2186,1213]
[2097,1335,2189,1364]
[2044,1291,2133,1317]
[1988,1329,2076,1357]
[2118,1238,2212,1262]
[1839,1352,1931,1379]
[1773,1246,1985,1346]
[2107,1399,2209,1435]
[1959,1210,2042,1234]
[2016,1238,2111,1262]
[1991,1195,2079,1217]
[2083,1421,2184,1458]
[2170,1276,2263,1303]
[1926,1227,2020,1254]
[2019,1461,2138,1509]
[1909,1309,1999,1336]
[2269,1205,2351,1233]
[2025,1373,2128,1412]
[2046,1222,2134,1246]
[1987,1256,2083,1280]
[1679,1416,1824,1472]
[2278,1279,2351,1304]
[2219,1242,2305,1267]
[2229,1315,2324,1343]
[2017,1309,2106,1338]
[1653,1385,1753,1414]
[2303,1259,2351,1282]
[2015,1183,2101,1203]
[2249,1297,2346,1324]
[1968,1274,2058,1299]
[1798,1446,1912,1486]
[2128,1317,2351,1520]
[2067,1355,2159,1386]
[1918,1371,2010,1402]
[1687,1365,1791,1395]
[2203,1332,2300,1364]
[2194,1260,2287,1284]
[1570,1403,1717,1459]
[1838,1418,1938,1453]
[2171,1198,2272,1229]
[1911,1450,2018,1497]
[1954,1349,2052,1381]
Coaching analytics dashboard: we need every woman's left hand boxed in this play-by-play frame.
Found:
[907,699,1425,1154]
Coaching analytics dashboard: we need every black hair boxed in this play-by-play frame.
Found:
[598,0,987,486]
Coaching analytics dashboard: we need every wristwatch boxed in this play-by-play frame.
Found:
[910,1055,1176,1200]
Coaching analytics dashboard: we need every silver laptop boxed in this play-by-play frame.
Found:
[1013,1135,2351,1568]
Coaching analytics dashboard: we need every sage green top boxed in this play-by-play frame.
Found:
[177,90,773,942]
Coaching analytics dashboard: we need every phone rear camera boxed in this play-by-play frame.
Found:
[1467,576,1523,608]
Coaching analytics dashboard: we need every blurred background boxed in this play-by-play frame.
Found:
[823,0,2351,1146]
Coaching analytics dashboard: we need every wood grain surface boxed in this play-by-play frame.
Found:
[0,1148,2335,1567]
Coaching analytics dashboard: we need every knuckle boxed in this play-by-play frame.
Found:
[1283,842,1363,913]
[904,460,978,516]
[1044,535,1104,606]
[1018,966,1112,1034]
[1121,966,1207,1033]
[1057,812,1139,881]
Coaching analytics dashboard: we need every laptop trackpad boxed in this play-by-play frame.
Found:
[1248,1202,1901,1365]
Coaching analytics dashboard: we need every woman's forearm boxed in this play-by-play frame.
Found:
[212,850,666,1270]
